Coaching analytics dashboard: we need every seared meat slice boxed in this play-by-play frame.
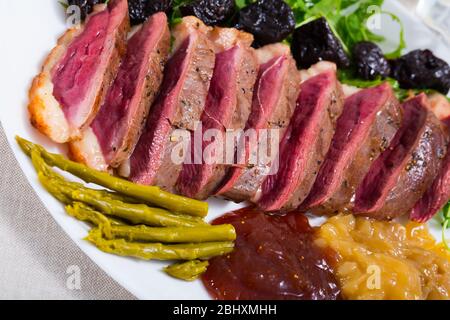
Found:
[301,83,402,214]
[257,68,344,212]
[428,92,450,121]
[29,0,129,143]
[128,17,215,189]
[444,116,450,128]
[215,44,301,202]
[354,94,447,220]
[411,147,450,222]
[69,12,171,171]
[410,100,450,222]
[176,28,258,200]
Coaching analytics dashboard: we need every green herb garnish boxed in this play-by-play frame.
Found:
[286,0,405,58]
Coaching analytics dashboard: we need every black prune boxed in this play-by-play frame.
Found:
[129,0,173,26]
[145,0,173,17]
[180,0,235,26]
[353,41,390,80]
[128,0,148,25]
[291,17,350,70]
[390,49,450,94]
[236,0,295,47]
[68,0,105,20]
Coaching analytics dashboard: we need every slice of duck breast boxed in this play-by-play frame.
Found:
[175,28,258,200]
[410,111,450,222]
[69,13,171,171]
[410,148,450,222]
[257,68,344,212]
[428,92,450,121]
[300,83,402,214]
[214,44,301,203]
[354,94,447,220]
[128,17,215,189]
[29,0,129,143]
[444,116,450,128]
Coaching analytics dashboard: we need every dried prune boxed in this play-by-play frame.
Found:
[128,0,148,25]
[180,0,235,26]
[353,41,390,80]
[291,17,350,70]
[236,0,295,47]
[68,0,105,20]
[129,0,173,25]
[390,49,450,94]
[145,0,173,17]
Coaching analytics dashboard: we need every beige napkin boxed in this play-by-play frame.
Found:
[0,125,135,300]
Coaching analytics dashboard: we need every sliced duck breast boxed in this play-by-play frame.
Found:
[29,0,129,143]
[428,92,450,121]
[300,83,402,214]
[215,44,302,202]
[69,13,171,171]
[129,17,215,189]
[257,68,344,212]
[411,148,450,222]
[176,28,258,200]
[354,94,447,220]
[444,116,450,128]
[410,100,450,222]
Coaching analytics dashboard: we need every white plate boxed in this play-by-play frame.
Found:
[0,0,449,300]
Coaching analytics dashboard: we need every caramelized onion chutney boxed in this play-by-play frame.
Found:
[202,207,342,300]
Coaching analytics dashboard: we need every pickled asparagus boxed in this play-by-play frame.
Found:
[66,202,126,226]
[106,224,235,243]
[17,136,208,217]
[164,260,209,281]
[29,150,205,227]
[87,229,235,260]
[41,177,204,227]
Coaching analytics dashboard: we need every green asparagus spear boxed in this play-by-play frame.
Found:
[49,179,205,227]
[87,229,234,260]
[164,260,209,281]
[65,202,114,238]
[16,136,208,217]
[48,172,150,207]
[31,150,72,204]
[37,171,72,204]
[29,150,205,227]
[67,203,235,243]
[66,202,126,226]
[34,161,205,228]
[107,224,235,243]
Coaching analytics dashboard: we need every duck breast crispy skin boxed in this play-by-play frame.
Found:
[69,13,171,171]
[128,17,215,190]
[257,68,344,212]
[29,0,129,143]
[215,44,302,203]
[354,94,447,220]
[176,28,258,199]
[301,83,402,214]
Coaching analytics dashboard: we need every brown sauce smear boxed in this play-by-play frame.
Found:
[202,207,341,300]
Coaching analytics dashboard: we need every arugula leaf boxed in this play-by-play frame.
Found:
[169,0,193,26]
[285,0,405,59]
[235,0,254,10]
